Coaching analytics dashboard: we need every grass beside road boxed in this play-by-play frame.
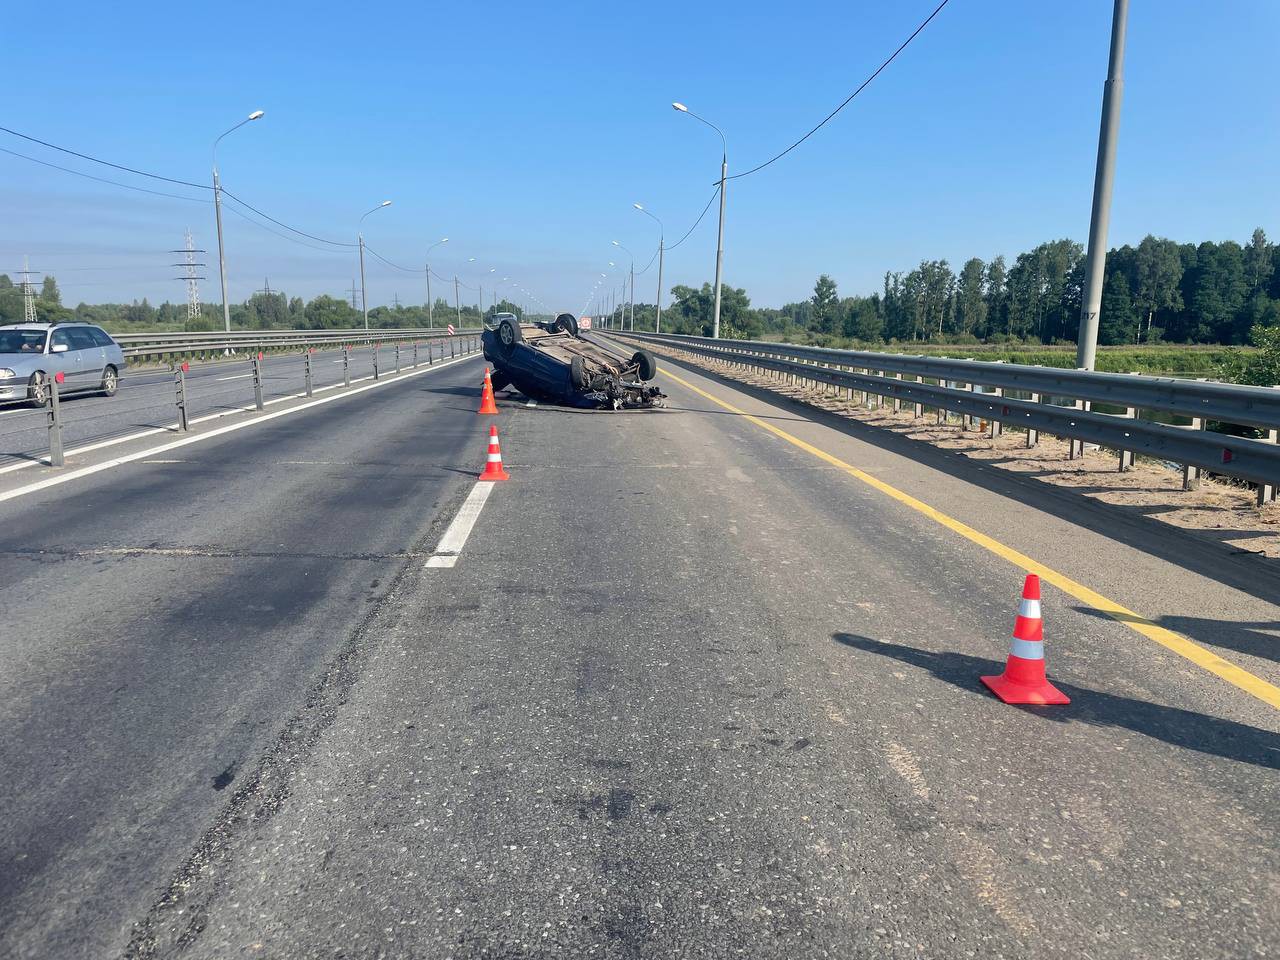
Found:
[756,334,1249,378]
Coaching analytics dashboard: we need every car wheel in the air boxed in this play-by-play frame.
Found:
[632,350,658,381]
[498,318,523,354]
[570,355,588,390]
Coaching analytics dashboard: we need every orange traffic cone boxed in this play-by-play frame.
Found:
[478,425,510,481]
[478,368,499,415]
[980,575,1069,705]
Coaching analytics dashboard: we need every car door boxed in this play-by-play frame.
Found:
[68,327,107,389]
[46,328,83,389]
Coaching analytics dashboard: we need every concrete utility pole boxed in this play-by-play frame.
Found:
[212,110,264,343]
[1075,0,1129,371]
[424,238,448,329]
[357,200,392,332]
[454,276,461,325]
[673,102,728,338]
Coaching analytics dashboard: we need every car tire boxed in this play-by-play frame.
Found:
[27,371,49,407]
[632,350,658,381]
[497,318,523,354]
[570,355,588,390]
[555,313,580,338]
[100,365,119,397]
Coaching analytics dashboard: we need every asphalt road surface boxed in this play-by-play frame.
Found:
[1,347,1276,959]
[0,340,460,469]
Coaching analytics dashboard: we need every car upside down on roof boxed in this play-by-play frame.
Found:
[481,313,665,409]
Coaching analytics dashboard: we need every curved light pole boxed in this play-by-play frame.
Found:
[358,200,392,331]
[634,203,664,333]
[212,109,265,345]
[673,101,727,338]
[425,237,448,328]
[611,240,635,330]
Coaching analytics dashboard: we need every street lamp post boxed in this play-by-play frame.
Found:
[673,102,727,338]
[634,203,664,333]
[611,240,636,330]
[212,109,265,346]
[425,237,448,328]
[358,200,392,331]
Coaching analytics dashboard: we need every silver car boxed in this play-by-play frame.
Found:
[0,322,126,407]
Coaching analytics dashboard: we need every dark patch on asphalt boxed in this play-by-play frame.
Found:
[210,763,236,791]
[119,483,478,959]
[606,787,635,821]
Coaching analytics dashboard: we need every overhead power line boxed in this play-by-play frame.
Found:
[0,146,210,203]
[666,186,721,251]
[220,203,349,255]
[362,244,425,274]
[0,124,210,189]
[727,0,951,181]
[220,189,358,248]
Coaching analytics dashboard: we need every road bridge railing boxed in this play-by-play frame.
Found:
[0,334,484,470]
[611,331,1280,492]
[114,327,483,364]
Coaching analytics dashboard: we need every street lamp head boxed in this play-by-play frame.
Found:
[468,257,476,262]
[612,240,621,246]
[672,102,688,112]
[440,238,449,243]
[248,110,265,121]
[379,200,392,207]
[633,203,644,210]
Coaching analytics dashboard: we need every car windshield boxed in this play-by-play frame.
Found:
[0,330,46,354]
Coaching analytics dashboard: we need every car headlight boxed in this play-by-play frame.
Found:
[0,369,16,379]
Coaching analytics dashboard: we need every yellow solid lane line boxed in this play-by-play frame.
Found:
[660,366,1280,712]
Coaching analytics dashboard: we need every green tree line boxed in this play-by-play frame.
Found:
[0,275,530,332]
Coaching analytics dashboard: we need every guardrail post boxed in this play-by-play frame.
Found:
[1026,393,1041,447]
[304,350,314,398]
[174,363,189,431]
[1258,389,1278,505]
[395,343,401,375]
[1068,398,1086,458]
[1117,372,1138,471]
[252,353,264,411]
[912,376,923,419]
[413,341,419,368]
[450,338,456,359]
[343,346,351,387]
[1183,415,1204,490]
[373,344,380,381]
[989,386,1003,438]
[893,372,903,413]
[46,372,64,467]
[428,340,435,365]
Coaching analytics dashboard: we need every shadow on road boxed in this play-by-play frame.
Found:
[1071,606,1280,668]
[833,632,1280,772]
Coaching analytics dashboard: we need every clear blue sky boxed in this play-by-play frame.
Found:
[2,0,1277,313]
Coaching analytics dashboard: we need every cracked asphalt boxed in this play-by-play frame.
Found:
[1,347,1276,959]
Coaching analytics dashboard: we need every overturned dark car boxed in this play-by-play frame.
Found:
[482,313,665,409]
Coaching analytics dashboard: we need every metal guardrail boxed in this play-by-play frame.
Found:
[612,330,1280,492]
[2,335,484,470]
[114,327,483,361]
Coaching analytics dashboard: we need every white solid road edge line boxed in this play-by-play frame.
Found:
[0,354,477,505]
[0,354,447,478]
[425,481,497,568]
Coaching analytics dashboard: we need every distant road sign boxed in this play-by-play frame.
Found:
[579,317,592,330]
